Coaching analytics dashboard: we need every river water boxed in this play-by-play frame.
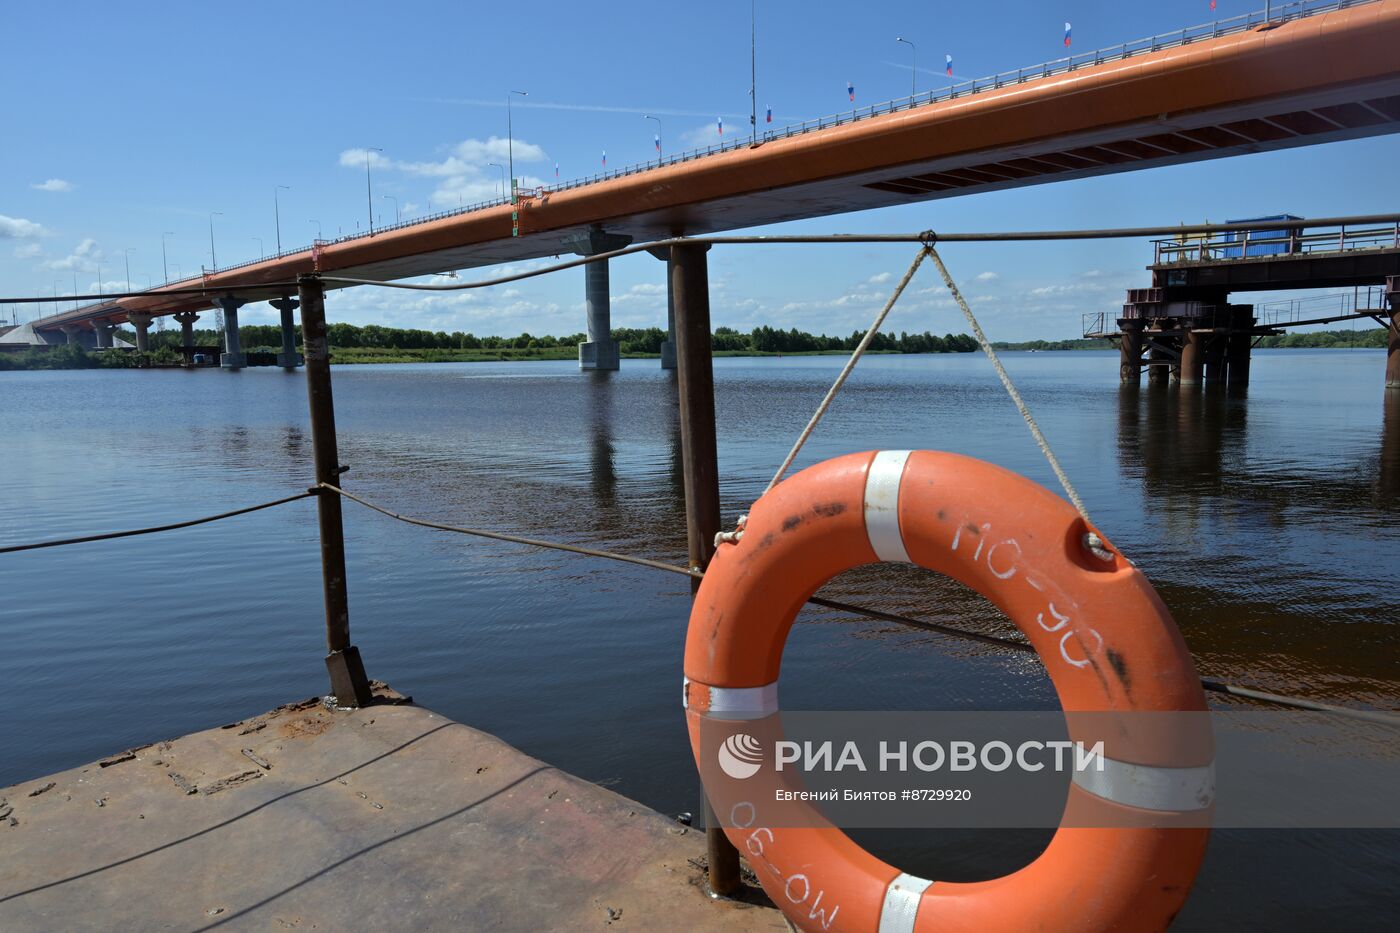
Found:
[2,350,1397,928]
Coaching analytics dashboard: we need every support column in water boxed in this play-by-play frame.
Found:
[127,313,153,352]
[1119,320,1143,385]
[216,294,246,369]
[270,296,302,369]
[173,311,200,348]
[1147,339,1170,385]
[1386,276,1399,390]
[569,226,632,371]
[1227,306,1253,389]
[1179,329,1205,387]
[647,245,679,370]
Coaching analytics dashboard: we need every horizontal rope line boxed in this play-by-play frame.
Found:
[10,212,1394,306]
[320,484,1400,726]
[0,491,317,555]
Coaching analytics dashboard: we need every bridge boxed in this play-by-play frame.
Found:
[1084,218,1400,388]
[14,0,1400,371]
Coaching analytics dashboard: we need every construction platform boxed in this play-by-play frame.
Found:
[0,686,782,931]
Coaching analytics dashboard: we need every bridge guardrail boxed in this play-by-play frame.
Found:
[1154,224,1400,265]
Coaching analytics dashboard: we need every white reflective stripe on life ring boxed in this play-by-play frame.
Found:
[1073,758,1215,811]
[682,677,779,717]
[864,450,913,563]
[878,872,933,933]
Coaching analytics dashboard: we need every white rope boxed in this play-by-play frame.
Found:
[926,246,1094,525]
[764,247,932,494]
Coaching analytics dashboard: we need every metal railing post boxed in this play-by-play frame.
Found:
[671,242,742,898]
[297,274,373,709]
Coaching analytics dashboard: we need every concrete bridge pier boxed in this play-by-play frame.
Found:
[93,321,115,349]
[173,311,200,348]
[270,296,302,369]
[127,313,153,352]
[646,246,679,369]
[215,294,246,369]
[60,324,82,346]
[568,227,632,371]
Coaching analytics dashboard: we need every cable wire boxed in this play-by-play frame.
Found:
[0,491,316,555]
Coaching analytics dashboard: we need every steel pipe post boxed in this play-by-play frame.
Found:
[646,246,679,370]
[1119,320,1143,385]
[670,242,742,898]
[297,275,372,709]
[1386,277,1399,390]
[1227,307,1253,389]
[1179,329,1204,387]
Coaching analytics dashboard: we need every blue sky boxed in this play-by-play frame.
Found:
[2,0,1395,340]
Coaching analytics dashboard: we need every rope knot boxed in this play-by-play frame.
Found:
[919,229,938,249]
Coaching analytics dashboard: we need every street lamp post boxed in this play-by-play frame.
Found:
[274,185,291,255]
[161,231,174,283]
[488,162,506,199]
[365,148,384,233]
[209,212,223,270]
[96,260,104,296]
[383,195,399,224]
[507,89,528,201]
[644,115,662,162]
[123,247,135,292]
[896,37,917,98]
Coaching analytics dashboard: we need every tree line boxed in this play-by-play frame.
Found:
[148,323,981,355]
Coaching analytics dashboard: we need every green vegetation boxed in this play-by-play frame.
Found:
[1254,327,1387,349]
[991,338,1115,351]
[0,344,183,371]
[7,322,1384,371]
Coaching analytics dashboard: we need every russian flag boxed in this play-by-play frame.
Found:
[766,104,772,124]
[1210,0,1216,9]
[554,162,559,179]
[717,116,723,136]
[847,81,855,103]
[654,134,661,154]
[1064,22,1072,47]
[602,150,606,168]
[945,54,953,77]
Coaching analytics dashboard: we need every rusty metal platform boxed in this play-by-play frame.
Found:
[0,688,782,931]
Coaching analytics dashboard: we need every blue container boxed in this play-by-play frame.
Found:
[1222,214,1303,258]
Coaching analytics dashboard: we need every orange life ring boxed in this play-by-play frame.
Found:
[684,450,1211,932]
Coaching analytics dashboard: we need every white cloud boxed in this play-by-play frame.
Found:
[31,178,74,193]
[975,271,999,282]
[13,242,43,260]
[43,238,104,272]
[867,272,892,284]
[341,137,551,209]
[0,214,48,239]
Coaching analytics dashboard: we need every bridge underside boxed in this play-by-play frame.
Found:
[24,0,1400,333]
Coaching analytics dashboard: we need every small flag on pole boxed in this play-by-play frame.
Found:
[654,134,661,154]
[717,116,723,136]
[945,54,953,77]
[766,104,772,124]
[847,81,855,103]
[1210,0,1216,9]
[1064,22,1072,47]
[554,162,559,179]
[602,150,606,168]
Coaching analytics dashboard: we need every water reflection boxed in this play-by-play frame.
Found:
[585,371,617,506]
[1380,392,1400,506]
